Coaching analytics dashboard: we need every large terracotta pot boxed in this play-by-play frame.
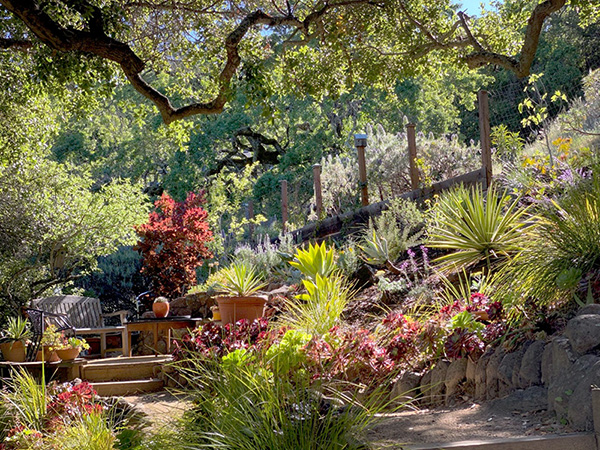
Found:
[0,340,26,362]
[36,346,61,363]
[56,347,81,361]
[216,296,266,324]
[153,301,170,318]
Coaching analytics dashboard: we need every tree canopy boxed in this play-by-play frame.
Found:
[1,0,597,123]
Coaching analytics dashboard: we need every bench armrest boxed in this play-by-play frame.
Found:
[100,310,130,326]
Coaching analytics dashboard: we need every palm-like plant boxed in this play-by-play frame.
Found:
[428,184,530,273]
[217,262,266,297]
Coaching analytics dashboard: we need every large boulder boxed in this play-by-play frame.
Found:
[391,371,421,403]
[445,358,468,404]
[565,314,600,355]
[430,360,450,405]
[547,354,599,420]
[568,359,600,430]
[486,346,506,400]
[519,340,546,388]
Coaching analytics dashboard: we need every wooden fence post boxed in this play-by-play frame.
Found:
[478,90,493,188]
[355,133,369,206]
[406,123,419,190]
[281,179,288,233]
[313,163,323,219]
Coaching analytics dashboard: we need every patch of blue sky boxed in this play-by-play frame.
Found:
[457,0,493,16]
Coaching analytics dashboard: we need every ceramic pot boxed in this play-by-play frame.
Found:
[56,347,81,361]
[0,340,26,362]
[216,296,266,324]
[36,346,61,363]
[153,302,170,318]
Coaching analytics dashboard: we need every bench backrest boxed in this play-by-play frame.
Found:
[31,296,103,329]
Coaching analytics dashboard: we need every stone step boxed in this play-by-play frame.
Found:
[81,355,171,382]
[92,378,164,397]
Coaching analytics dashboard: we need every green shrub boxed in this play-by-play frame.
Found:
[428,184,529,273]
[498,175,600,306]
[289,242,337,281]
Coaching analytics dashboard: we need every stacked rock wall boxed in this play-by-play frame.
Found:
[393,305,600,431]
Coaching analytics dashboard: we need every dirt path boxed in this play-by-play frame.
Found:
[124,389,569,447]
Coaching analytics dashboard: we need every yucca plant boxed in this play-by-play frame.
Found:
[216,261,267,296]
[428,183,530,273]
[498,175,600,306]
[289,241,337,281]
[1,316,32,342]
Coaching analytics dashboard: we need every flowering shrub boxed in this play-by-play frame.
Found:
[135,191,213,298]
[47,382,103,429]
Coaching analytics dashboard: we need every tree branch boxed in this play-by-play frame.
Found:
[0,37,33,50]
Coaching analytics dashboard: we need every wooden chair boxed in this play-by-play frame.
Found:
[31,296,130,358]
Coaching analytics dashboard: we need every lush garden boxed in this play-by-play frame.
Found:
[2,0,600,448]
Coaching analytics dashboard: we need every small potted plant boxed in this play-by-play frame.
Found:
[37,324,62,363]
[56,337,90,361]
[216,262,267,324]
[153,296,170,318]
[0,317,31,362]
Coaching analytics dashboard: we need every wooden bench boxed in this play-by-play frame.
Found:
[31,296,130,358]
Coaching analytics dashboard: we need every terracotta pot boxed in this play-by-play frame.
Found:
[36,346,61,363]
[211,306,221,321]
[56,347,81,361]
[216,296,266,324]
[153,302,170,318]
[0,340,26,362]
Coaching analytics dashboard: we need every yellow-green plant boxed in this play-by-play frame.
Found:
[428,184,530,273]
[216,262,266,296]
[281,273,352,336]
[47,413,116,450]
[289,241,336,281]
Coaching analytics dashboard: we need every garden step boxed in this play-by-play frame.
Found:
[81,355,171,382]
[91,378,164,397]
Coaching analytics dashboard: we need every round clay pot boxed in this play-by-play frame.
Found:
[56,347,81,361]
[0,340,26,362]
[153,301,170,318]
[36,346,61,363]
[216,296,266,324]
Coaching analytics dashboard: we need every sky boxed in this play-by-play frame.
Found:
[459,0,492,16]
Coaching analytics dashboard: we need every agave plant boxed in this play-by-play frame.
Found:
[216,262,266,297]
[428,183,530,273]
[289,241,336,281]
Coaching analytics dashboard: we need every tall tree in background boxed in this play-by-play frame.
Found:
[1,0,597,124]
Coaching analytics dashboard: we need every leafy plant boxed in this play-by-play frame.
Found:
[40,324,62,349]
[498,174,600,306]
[59,337,90,351]
[289,242,336,281]
[428,184,530,273]
[135,191,213,297]
[1,317,31,343]
[281,273,352,336]
[46,413,116,450]
[216,262,267,297]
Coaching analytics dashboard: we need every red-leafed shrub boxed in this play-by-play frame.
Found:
[135,192,213,297]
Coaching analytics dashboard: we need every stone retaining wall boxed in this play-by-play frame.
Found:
[392,304,600,431]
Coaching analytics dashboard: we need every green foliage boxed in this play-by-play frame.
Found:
[498,175,600,306]
[428,184,529,273]
[361,198,425,265]
[450,311,485,334]
[0,154,149,311]
[289,242,337,282]
[172,353,379,450]
[1,317,32,342]
[216,262,267,297]
[491,124,524,161]
[1,369,47,432]
[281,274,352,336]
[47,413,116,450]
[264,329,312,377]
